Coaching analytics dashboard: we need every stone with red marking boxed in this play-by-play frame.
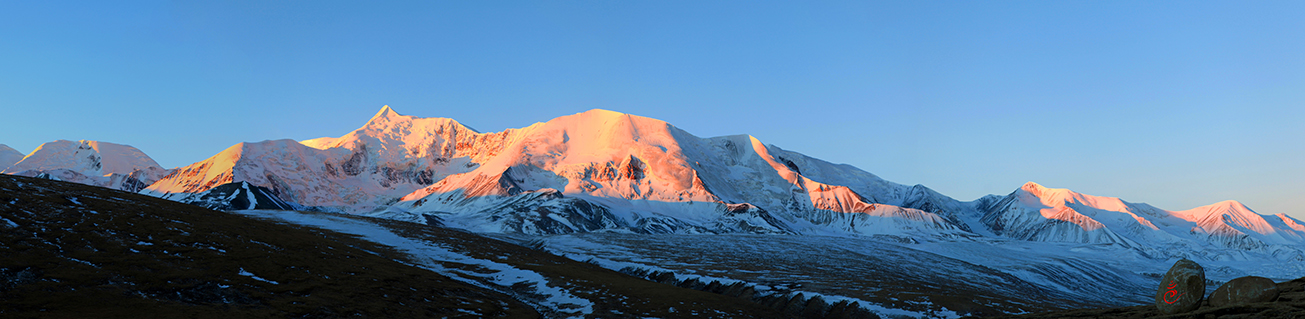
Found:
[1209,276,1279,307]
[1154,259,1204,314]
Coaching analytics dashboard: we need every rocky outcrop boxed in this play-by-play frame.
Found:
[158,181,299,211]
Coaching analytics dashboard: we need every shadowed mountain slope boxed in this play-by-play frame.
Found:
[0,144,22,171]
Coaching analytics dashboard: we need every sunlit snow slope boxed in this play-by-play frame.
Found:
[2,140,171,192]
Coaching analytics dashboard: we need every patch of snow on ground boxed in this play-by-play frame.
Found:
[238,268,279,284]
[235,210,594,317]
[538,235,950,318]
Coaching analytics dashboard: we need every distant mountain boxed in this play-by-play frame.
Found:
[0,144,22,171]
[981,182,1305,259]
[144,106,487,213]
[3,140,171,192]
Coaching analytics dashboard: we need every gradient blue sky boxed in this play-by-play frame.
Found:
[2,1,1302,218]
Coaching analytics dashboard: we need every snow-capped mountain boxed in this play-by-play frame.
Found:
[3,140,171,192]
[144,107,968,236]
[0,144,23,171]
[144,106,489,213]
[138,106,1305,257]
[980,182,1305,259]
[369,108,970,236]
[56,105,1294,316]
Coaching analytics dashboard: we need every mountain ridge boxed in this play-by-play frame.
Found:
[123,106,1305,260]
[5,107,1301,257]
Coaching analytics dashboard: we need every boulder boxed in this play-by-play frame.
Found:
[1209,276,1280,307]
[1155,259,1205,314]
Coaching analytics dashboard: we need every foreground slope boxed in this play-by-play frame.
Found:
[3,140,171,192]
[0,174,534,318]
[1,174,786,318]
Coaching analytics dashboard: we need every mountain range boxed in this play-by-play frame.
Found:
[6,106,1304,317]
[117,106,1304,255]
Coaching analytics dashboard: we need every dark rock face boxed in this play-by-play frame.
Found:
[1209,276,1280,307]
[174,182,299,211]
[1154,259,1205,314]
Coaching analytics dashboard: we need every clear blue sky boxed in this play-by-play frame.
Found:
[2,1,1302,218]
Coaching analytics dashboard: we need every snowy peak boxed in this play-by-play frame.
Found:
[335,105,486,161]
[362,105,407,128]
[4,140,163,176]
[375,104,399,119]
[146,106,493,213]
[2,140,171,192]
[145,142,247,195]
[1279,214,1305,233]
[1179,200,1255,221]
[1178,200,1276,237]
[1019,181,1055,200]
[980,182,1147,246]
